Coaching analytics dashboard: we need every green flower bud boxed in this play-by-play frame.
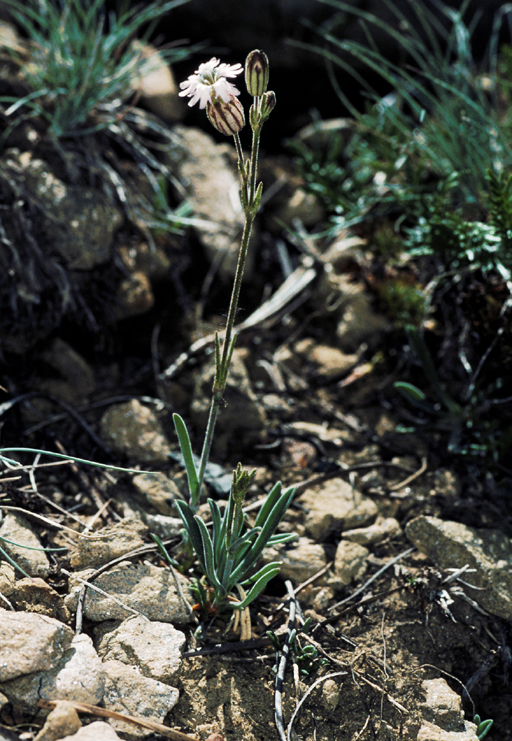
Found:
[245,49,269,97]
[260,90,276,121]
[206,96,245,136]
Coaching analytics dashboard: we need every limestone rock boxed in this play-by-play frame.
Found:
[70,518,148,570]
[102,659,179,738]
[57,721,122,741]
[271,187,324,229]
[1,633,104,716]
[130,41,184,123]
[0,610,74,682]
[11,577,70,622]
[293,338,358,382]
[0,561,15,597]
[262,536,327,583]
[34,701,82,741]
[100,399,172,463]
[329,540,369,588]
[420,678,466,732]
[131,471,182,515]
[416,720,479,740]
[65,561,191,624]
[0,512,50,577]
[299,479,378,541]
[95,616,186,683]
[405,515,512,620]
[342,517,401,545]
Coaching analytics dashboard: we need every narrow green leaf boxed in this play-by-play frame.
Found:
[232,565,281,609]
[227,486,295,589]
[208,499,223,562]
[172,414,200,504]
[253,481,282,528]
[266,532,297,546]
[150,533,178,567]
[394,381,426,402]
[194,516,223,590]
[239,560,282,586]
[174,500,205,572]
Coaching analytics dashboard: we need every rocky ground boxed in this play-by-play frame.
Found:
[0,15,511,741]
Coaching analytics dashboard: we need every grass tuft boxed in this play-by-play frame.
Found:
[1,0,190,138]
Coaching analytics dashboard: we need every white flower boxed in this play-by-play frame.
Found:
[179,57,243,109]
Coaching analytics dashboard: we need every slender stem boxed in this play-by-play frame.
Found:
[249,126,261,203]
[218,212,255,376]
[194,128,261,504]
[194,400,219,508]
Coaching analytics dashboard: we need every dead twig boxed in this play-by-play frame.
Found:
[388,456,428,491]
[38,699,198,741]
[275,580,297,741]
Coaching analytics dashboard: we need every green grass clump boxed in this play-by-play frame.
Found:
[289,0,512,243]
[2,0,190,138]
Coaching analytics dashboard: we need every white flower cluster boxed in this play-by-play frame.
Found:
[179,57,243,109]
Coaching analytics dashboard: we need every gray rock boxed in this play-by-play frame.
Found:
[191,348,267,458]
[299,479,378,541]
[0,609,74,682]
[420,679,466,732]
[166,126,250,278]
[0,512,50,578]
[102,659,179,738]
[57,721,122,741]
[0,562,15,597]
[328,540,369,589]
[405,515,512,620]
[95,616,186,683]
[11,577,70,623]
[34,700,82,741]
[99,399,172,463]
[138,513,183,540]
[262,536,327,583]
[416,720,479,740]
[65,561,191,624]
[1,634,104,716]
[131,472,182,515]
[342,517,401,546]
[130,42,184,123]
[293,339,358,382]
[70,518,148,570]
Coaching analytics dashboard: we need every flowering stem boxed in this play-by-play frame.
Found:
[194,127,262,506]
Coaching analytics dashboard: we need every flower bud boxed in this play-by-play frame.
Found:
[260,90,276,121]
[245,49,269,97]
[206,96,245,136]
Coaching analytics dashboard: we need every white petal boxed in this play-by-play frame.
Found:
[196,58,219,75]
[217,62,243,78]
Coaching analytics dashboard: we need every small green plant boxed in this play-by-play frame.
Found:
[474,714,493,740]
[172,52,295,613]
[268,618,328,677]
[1,0,190,138]
[404,170,512,277]
[175,465,295,612]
